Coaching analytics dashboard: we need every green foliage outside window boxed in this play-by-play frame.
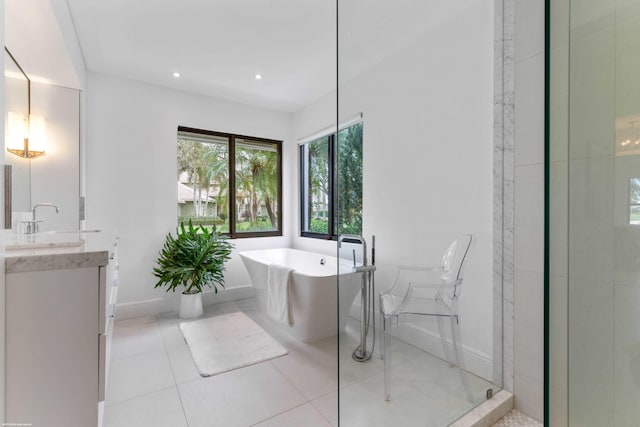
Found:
[337,123,363,235]
[178,136,230,232]
[235,141,279,232]
[301,122,363,238]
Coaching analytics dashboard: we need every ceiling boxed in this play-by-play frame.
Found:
[65,0,336,112]
[5,0,83,88]
[6,0,480,113]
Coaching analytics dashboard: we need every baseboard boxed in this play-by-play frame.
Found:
[348,303,493,380]
[204,285,255,304]
[115,285,255,320]
[394,322,494,380]
[115,298,164,320]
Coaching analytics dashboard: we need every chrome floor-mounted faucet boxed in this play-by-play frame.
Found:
[339,234,377,362]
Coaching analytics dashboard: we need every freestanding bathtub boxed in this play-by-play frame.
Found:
[238,248,362,342]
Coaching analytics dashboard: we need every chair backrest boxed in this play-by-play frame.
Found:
[440,234,474,286]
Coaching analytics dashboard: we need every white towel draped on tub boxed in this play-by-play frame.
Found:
[267,263,294,325]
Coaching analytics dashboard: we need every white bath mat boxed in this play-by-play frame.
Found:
[179,311,288,377]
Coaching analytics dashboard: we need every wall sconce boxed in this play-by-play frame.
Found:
[6,111,46,159]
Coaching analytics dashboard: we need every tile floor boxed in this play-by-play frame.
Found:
[492,410,543,427]
[103,298,494,427]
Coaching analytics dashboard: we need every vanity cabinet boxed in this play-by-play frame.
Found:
[4,238,119,427]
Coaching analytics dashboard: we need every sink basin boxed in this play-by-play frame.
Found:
[5,240,85,251]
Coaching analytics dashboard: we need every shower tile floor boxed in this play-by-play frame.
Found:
[103,298,493,427]
[492,410,542,427]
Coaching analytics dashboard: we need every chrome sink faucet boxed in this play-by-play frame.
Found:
[24,203,60,234]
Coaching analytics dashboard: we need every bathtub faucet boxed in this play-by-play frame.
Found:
[339,234,377,363]
[338,234,368,267]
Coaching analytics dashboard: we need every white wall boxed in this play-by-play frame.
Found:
[85,72,294,310]
[293,1,495,375]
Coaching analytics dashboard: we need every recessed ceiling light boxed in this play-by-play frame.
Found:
[254,73,262,80]
[173,72,181,78]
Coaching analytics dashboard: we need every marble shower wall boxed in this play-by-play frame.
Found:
[495,0,546,422]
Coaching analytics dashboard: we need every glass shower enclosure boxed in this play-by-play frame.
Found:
[548,0,640,424]
[335,1,503,425]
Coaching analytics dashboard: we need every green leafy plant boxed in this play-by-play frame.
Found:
[153,221,234,294]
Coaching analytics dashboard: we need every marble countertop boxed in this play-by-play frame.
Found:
[2,230,117,273]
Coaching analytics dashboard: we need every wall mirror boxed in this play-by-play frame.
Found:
[4,47,32,228]
[3,46,81,232]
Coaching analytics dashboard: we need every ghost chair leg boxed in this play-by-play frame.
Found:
[450,313,473,402]
[436,300,456,368]
[383,314,393,401]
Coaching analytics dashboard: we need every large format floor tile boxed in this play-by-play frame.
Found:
[106,350,175,405]
[270,337,338,400]
[252,403,332,427]
[165,339,201,385]
[310,391,339,426]
[104,298,498,426]
[178,361,307,427]
[103,387,187,427]
[111,316,165,360]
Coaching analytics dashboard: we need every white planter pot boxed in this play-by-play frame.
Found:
[179,291,203,318]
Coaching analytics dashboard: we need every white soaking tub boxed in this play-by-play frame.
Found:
[238,248,362,342]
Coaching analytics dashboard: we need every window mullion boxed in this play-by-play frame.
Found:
[329,134,336,239]
[299,146,307,233]
[229,136,236,238]
[277,142,283,235]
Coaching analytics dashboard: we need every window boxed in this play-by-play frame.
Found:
[300,122,362,239]
[177,126,282,238]
[630,178,640,225]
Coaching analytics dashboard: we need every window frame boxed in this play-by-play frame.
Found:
[299,134,336,240]
[178,126,283,239]
[299,119,362,240]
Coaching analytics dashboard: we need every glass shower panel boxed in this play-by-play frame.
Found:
[550,0,640,425]
[336,1,502,425]
[548,0,570,424]
[610,1,640,425]
[567,0,617,424]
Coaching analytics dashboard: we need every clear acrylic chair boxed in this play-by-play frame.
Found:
[379,234,475,402]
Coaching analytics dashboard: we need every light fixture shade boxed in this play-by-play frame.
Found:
[6,112,46,158]
[28,114,46,153]
[7,111,28,151]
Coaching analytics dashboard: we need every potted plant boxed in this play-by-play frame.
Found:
[153,220,234,318]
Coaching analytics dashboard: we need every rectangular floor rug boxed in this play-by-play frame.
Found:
[179,311,288,377]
